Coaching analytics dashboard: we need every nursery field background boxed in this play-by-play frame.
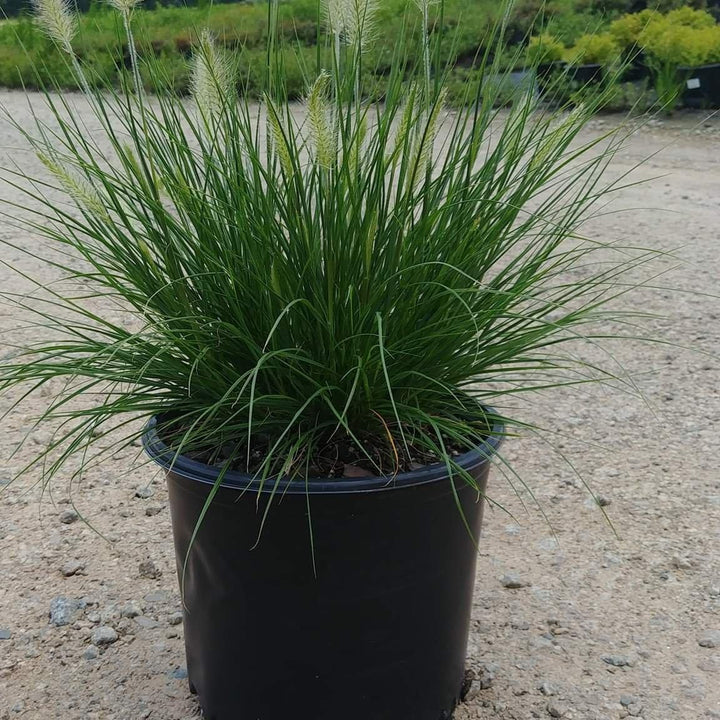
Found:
[1,0,720,110]
[0,92,719,718]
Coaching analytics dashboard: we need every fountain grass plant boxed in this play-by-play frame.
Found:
[0,0,660,513]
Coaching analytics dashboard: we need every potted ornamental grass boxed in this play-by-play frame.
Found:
[0,0,662,718]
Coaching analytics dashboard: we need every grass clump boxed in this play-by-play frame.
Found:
[0,0,662,504]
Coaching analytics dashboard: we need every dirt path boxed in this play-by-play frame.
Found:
[0,93,719,720]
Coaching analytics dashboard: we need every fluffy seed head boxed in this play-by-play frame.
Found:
[265,100,294,177]
[105,0,142,13]
[345,0,377,50]
[191,30,236,120]
[408,88,447,190]
[325,0,377,49]
[38,152,108,220]
[324,0,348,36]
[306,71,335,169]
[32,0,76,53]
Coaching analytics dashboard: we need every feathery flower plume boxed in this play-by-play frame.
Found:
[105,0,141,13]
[307,71,335,169]
[347,114,367,171]
[529,104,585,171]
[37,152,108,221]
[265,100,294,177]
[32,0,76,54]
[345,0,377,51]
[408,87,447,190]
[324,0,348,36]
[413,0,438,13]
[390,83,419,163]
[191,31,235,121]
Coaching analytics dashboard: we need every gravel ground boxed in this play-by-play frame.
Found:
[0,92,719,720]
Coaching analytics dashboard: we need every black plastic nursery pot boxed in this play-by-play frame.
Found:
[535,60,567,97]
[568,63,604,85]
[143,417,503,720]
[680,64,720,109]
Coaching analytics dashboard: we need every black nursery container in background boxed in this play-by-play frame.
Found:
[144,418,504,720]
[681,63,720,108]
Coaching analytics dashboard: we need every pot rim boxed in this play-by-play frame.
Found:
[142,413,504,495]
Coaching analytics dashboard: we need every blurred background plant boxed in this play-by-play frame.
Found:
[637,7,720,110]
[2,0,720,105]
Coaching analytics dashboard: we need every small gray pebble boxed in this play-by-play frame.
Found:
[145,504,164,516]
[601,654,631,667]
[120,602,142,619]
[59,509,79,524]
[478,669,494,690]
[135,485,154,499]
[143,590,170,605]
[49,596,86,627]
[82,646,99,660]
[11,702,24,713]
[60,560,85,577]
[0,628,11,640]
[99,605,121,623]
[697,657,720,673]
[144,590,170,605]
[538,681,558,696]
[672,555,693,570]
[511,620,530,630]
[684,686,706,700]
[620,695,639,706]
[699,631,720,648]
[500,573,530,589]
[167,612,183,626]
[170,667,188,680]
[134,615,161,629]
[139,560,162,579]
[546,701,566,718]
[91,626,118,647]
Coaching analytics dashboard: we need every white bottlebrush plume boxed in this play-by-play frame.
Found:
[408,87,447,190]
[32,0,76,54]
[37,152,108,221]
[306,71,335,169]
[390,83,419,162]
[265,100,294,177]
[413,0,438,13]
[325,0,376,49]
[105,0,142,13]
[191,30,235,120]
[345,0,378,50]
[324,0,348,36]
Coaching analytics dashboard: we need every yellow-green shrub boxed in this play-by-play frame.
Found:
[664,6,716,30]
[609,10,660,50]
[639,18,720,68]
[566,32,620,66]
[526,33,564,66]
